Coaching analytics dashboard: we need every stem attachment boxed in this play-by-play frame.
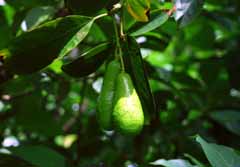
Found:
[112,16,125,72]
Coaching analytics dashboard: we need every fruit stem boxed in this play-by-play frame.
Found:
[120,0,125,39]
[112,15,125,72]
[93,13,108,21]
[108,3,122,15]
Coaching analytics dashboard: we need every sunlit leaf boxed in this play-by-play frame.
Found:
[126,0,150,22]
[59,19,94,58]
[131,13,169,36]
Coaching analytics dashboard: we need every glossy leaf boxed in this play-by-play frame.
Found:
[121,36,156,121]
[150,159,195,167]
[126,0,150,22]
[62,42,111,77]
[174,0,203,26]
[0,153,37,167]
[65,0,109,16]
[25,6,55,29]
[4,15,91,75]
[184,154,205,167]
[59,19,94,58]
[196,135,240,167]
[131,13,169,36]
[10,146,65,167]
[210,110,240,136]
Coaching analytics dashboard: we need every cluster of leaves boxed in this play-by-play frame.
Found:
[0,0,240,167]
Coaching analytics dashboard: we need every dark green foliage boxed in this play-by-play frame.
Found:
[0,0,240,167]
[121,36,156,121]
[5,15,91,74]
[62,42,111,77]
[0,154,37,167]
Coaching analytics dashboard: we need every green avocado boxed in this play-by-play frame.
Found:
[97,60,120,130]
[113,72,144,135]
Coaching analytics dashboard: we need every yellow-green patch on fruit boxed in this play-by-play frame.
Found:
[113,72,144,135]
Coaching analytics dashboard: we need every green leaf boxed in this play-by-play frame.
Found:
[65,0,109,16]
[10,146,65,167]
[150,159,196,167]
[210,110,240,136]
[0,153,37,167]
[196,135,240,167]
[131,13,169,36]
[184,153,206,167]
[0,6,13,49]
[25,6,55,29]
[4,15,91,75]
[121,36,156,122]
[5,0,58,10]
[59,19,94,58]
[126,0,150,22]
[12,9,29,35]
[62,42,111,77]
[13,91,62,136]
[174,0,204,27]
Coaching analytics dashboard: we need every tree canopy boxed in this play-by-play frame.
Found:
[0,0,240,167]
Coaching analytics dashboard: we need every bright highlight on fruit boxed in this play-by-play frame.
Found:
[97,61,144,135]
[112,72,144,135]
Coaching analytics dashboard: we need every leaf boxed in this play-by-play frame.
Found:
[65,0,109,16]
[13,91,62,136]
[0,153,37,167]
[5,0,58,10]
[10,146,65,167]
[12,9,29,35]
[59,19,94,58]
[62,42,111,77]
[174,0,203,26]
[4,15,91,75]
[131,13,169,36]
[150,159,196,167]
[210,110,240,136]
[196,135,240,167]
[25,6,55,29]
[121,36,156,122]
[0,6,13,49]
[184,153,206,167]
[126,0,151,22]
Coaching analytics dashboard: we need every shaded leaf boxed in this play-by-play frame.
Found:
[121,36,156,122]
[4,15,91,75]
[62,42,111,77]
[13,91,62,136]
[184,153,206,167]
[10,146,65,167]
[0,153,37,167]
[65,0,109,16]
[196,135,240,167]
[25,6,55,29]
[210,110,240,136]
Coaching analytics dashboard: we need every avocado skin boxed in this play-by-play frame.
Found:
[97,60,120,130]
[113,72,144,135]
